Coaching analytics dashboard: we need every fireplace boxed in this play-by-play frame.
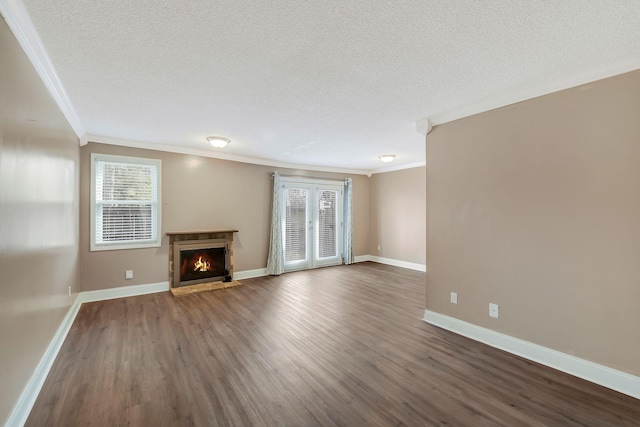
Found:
[174,240,231,287]
[167,230,239,295]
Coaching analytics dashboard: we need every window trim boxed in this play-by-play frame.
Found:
[90,153,162,251]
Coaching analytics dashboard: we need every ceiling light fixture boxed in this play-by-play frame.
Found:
[207,136,230,148]
[378,154,396,163]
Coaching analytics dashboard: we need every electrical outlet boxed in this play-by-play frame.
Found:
[450,292,458,304]
[377,245,381,251]
[489,303,499,318]
[68,286,71,296]
[125,270,134,280]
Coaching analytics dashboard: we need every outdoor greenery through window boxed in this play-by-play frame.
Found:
[91,153,161,251]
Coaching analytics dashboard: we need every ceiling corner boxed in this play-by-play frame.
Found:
[415,118,432,136]
[429,59,640,127]
[1,0,85,138]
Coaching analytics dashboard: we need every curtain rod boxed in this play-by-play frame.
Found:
[273,173,349,182]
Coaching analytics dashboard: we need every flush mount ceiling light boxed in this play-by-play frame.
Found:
[207,136,230,148]
[378,154,396,163]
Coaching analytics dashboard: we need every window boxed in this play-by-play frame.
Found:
[90,153,161,251]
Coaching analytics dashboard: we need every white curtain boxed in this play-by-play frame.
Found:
[266,172,284,275]
[342,178,354,264]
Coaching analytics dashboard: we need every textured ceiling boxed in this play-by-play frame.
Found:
[18,0,640,172]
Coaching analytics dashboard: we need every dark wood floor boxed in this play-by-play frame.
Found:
[27,262,639,426]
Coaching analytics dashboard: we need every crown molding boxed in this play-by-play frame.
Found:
[86,134,375,176]
[415,118,432,135]
[0,0,85,140]
[429,58,640,126]
[371,161,426,175]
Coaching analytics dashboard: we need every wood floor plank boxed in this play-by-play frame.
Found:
[26,262,640,426]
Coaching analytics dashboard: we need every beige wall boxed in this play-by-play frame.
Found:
[369,167,426,265]
[426,70,640,375]
[79,143,370,291]
[0,17,80,424]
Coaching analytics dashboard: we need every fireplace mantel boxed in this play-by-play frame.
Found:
[166,229,238,237]
[167,229,239,296]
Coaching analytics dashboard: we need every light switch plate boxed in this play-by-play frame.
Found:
[450,292,458,304]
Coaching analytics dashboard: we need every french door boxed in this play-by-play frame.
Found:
[282,179,343,272]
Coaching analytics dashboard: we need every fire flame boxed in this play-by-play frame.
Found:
[193,256,211,272]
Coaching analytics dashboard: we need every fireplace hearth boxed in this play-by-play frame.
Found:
[167,230,239,296]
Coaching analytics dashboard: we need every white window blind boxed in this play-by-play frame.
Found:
[317,190,337,259]
[91,154,161,251]
[285,188,307,262]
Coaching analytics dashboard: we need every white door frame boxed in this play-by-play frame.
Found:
[281,177,343,272]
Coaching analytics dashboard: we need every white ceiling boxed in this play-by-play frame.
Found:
[8,1,640,173]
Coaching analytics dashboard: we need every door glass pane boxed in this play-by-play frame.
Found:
[317,190,337,259]
[285,188,307,262]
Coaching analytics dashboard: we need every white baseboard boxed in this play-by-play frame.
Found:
[353,255,372,263]
[423,309,640,400]
[232,259,427,276]
[77,270,275,302]
[10,262,440,427]
[355,255,426,272]
[234,268,268,280]
[79,270,272,301]
[5,281,171,426]
[5,294,83,427]
[79,281,170,303]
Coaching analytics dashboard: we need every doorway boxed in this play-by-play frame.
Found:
[281,178,343,272]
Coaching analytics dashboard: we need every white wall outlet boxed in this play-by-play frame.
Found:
[68,286,71,296]
[489,303,499,318]
[450,292,458,304]
[125,270,134,280]
[377,245,381,251]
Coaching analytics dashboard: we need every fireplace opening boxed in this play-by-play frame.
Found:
[180,248,226,282]
[173,240,231,287]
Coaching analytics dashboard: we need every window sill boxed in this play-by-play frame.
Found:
[90,240,162,252]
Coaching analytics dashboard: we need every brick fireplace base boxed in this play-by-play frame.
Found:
[169,279,242,296]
